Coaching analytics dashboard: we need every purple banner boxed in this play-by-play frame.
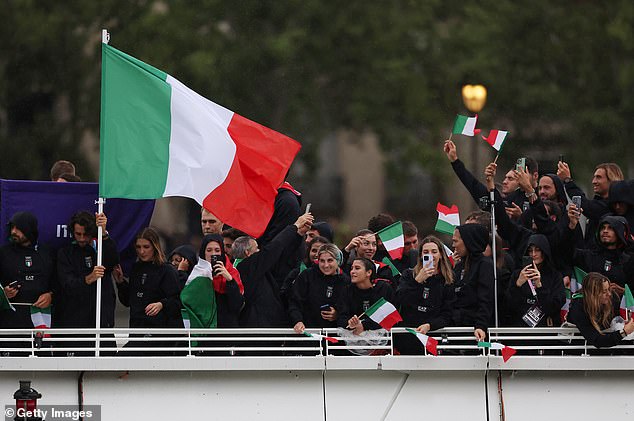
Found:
[0,179,155,271]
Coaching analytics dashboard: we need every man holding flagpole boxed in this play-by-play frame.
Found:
[0,212,54,355]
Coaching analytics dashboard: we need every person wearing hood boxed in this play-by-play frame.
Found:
[451,223,495,341]
[168,244,197,289]
[281,235,329,308]
[0,212,54,341]
[564,209,634,295]
[608,179,634,230]
[199,234,244,328]
[507,234,565,327]
[289,243,349,333]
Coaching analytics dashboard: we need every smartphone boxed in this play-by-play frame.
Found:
[8,280,22,288]
[422,254,434,269]
[515,157,526,172]
[320,304,331,311]
[571,196,582,213]
[559,154,565,163]
[522,256,533,268]
[305,203,312,214]
[210,255,221,275]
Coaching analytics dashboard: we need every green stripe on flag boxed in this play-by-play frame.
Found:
[0,286,15,312]
[625,285,634,308]
[477,341,491,348]
[381,257,401,277]
[573,266,587,286]
[100,43,172,198]
[452,115,468,134]
[435,219,456,235]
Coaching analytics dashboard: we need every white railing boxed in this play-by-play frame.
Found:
[0,326,618,358]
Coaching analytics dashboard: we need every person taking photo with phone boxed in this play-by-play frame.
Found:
[394,236,456,354]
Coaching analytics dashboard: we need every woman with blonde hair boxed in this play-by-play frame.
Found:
[394,235,456,354]
[569,272,634,348]
[289,243,349,333]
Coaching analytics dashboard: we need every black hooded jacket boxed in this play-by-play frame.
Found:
[168,244,197,289]
[0,212,55,329]
[609,180,634,230]
[452,224,495,331]
[55,236,120,328]
[562,215,634,288]
[199,234,244,328]
[238,224,303,327]
[287,267,350,328]
[507,234,565,326]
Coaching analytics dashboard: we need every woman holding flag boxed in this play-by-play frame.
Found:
[569,272,634,348]
[393,236,456,354]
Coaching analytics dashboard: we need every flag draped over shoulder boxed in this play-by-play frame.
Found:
[99,43,301,238]
[180,259,217,329]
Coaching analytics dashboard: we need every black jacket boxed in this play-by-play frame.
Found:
[55,237,120,328]
[168,244,197,289]
[563,179,610,249]
[395,269,455,331]
[562,215,634,288]
[118,261,183,328]
[452,224,495,330]
[287,267,349,328]
[608,180,634,229]
[0,212,54,329]
[336,280,394,331]
[238,224,303,327]
[569,292,623,348]
[507,234,565,327]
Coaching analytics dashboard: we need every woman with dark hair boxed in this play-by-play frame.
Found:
[507,234,565,327]
[199,234,244,328]
[337,257,394,335]
[569,272,634,348]
[394,235,456,354]
[289,244,349,333]
[452,224,495,341]
[168,244,197,289]
[281,236,329,304]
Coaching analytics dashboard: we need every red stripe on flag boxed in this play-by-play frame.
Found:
[501,346,516,362]
[426,336,438,356]
[378,310,403,331]
[203,113,301,238]
[387,246,404,261]
[436,203,458,215]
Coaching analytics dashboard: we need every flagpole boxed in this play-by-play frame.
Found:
[490,190,499,332]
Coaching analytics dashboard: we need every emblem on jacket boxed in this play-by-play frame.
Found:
[362,300,370,311]
[84,256,93,269]
[326,286,333,298]
[423,287,430,299]
[25,256,32,267]
[604,260,612,272]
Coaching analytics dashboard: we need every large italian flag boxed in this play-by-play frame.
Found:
[376,221,404,260]
[99,43,301,237]
[180,258,217,329]
[435,203,460,235]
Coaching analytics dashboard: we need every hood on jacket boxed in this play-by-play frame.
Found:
[169,244,197,271]
[608,180,634,207]
[311,221,334,243]
[456,223,489,257]
[596,215,632,248]
[524,234,553,265]
[542,174,567,206]
[7,211,38,245]
[199,234,226,263]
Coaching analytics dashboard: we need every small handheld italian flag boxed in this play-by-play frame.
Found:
[442,243,455,267]
[30,305,52,338]
[478,341,516,362]
[481,130,508,151]
[365,298,402,331]
[570,266,587,293]
[435,203,460,235]
[405,328,438,355]
[376,221,404,260]
[302,331,339,344]
[0,285,15,312]
[560,288,571,323]
[452,114,481,136]
[620,284,634,320]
